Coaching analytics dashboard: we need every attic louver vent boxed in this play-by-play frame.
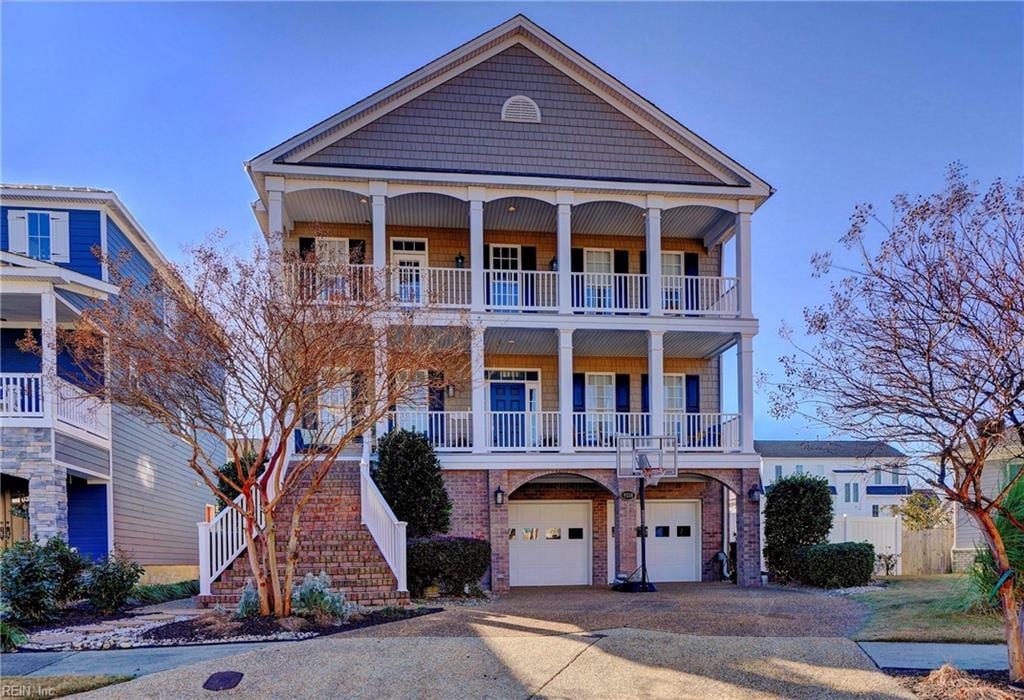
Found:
[501,95,541,123]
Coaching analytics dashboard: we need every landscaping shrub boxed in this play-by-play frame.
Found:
[763,473,833,582]
[130,579,200,605]
[291,572,347,622]
[83,551,144,614]
[407,536,490,597]
[0,601,27,652]
[956,472,1024,612]
[216,454,266,508]
[43,535,91,605]
[374,429,452,537]
[802,542,875,588]
[235,581,260,619]
[0,539,60,623]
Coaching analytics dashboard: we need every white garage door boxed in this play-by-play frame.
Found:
[639,500,701,582]
[509,501,590,586]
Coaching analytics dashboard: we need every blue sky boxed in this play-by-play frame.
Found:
[3,2,1021,438]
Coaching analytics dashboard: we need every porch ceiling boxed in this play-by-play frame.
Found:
[284,188,732,240]
[484,327,737,359]
[0,293,78,323]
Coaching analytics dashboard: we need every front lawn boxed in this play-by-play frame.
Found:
[852,575,1005,643]
[0,675,132,698]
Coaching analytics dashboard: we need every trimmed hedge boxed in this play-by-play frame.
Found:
[374,430,452,538]
[801,542,875,588]
[407,536,490,597]
[764,474,833,582]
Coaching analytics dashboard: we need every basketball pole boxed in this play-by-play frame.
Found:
[638,475,653,592]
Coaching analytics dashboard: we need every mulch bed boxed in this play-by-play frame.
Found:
[889,667,1024,699]
[142,607,442,645]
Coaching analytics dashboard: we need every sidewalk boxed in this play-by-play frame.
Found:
[859,641,1008,671]
[1,641,284,678]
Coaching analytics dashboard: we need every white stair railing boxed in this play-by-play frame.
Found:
[359,440,408,592]
[197,437,293,596]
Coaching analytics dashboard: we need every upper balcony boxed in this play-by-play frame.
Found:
[269,185,755,324]
[0,372,111,446]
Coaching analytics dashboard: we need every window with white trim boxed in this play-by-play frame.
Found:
[5,210,70,262]
[774,464,783,481]
[664,375,686,412]
[844,482,860,503]
[795,464,804,475]
[872,504,880,517]
[586,374,614,412]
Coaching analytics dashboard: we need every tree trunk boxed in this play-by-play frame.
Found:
[263,505,285,617]
[242,523,271,616]
[975,508,1024,682]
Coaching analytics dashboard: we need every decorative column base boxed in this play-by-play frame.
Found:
[488,469,510,592]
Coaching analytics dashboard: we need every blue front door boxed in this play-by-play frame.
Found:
[490,383,526,447]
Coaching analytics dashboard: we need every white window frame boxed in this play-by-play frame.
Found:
[795,464,804,475]
[483,367,542,413]
[585,372,615,413]
[314,236,350,264]
[663,374,686,412]
[488,244,520,270]
[7,210,70,263]
[661,252,683,277]
[774,464,783,481]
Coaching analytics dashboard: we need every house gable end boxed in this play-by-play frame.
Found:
[294,44,728,186]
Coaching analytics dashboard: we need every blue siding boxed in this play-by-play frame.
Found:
[866,484,912,496]
[68,480,109,561]
[106,219,153,286]
[0,329,103,385]
[0,206,103,279]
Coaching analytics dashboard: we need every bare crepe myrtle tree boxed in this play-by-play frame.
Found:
[769,165,1024,680]
[23,233,470,617]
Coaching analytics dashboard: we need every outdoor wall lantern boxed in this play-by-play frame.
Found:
[748,485,761,504]
[549,257,558,272]
[494,486,505,506]
[455,252,465,269]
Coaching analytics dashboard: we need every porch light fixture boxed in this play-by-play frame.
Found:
[748,485,761,504]
[507,204,517,213]
[446,384,455,398]
[494,486,505,506]
[359,197,368,204]
[455,252,465,269]
[549,257,558,272]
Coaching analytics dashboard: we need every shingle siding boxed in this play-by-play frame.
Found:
[299,45,724,185]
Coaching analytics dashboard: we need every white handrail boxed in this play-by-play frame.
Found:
[359,439,408,592]
[485,410,560,451]
[572,412,651,449]
[54,378,110,438]
[661,275,739,316]
[664,412,742,451]
[485,270,559,311]
[571,272,648,313]
[388,410,473,451]
[198,437,293,597]
[0,373,44,416]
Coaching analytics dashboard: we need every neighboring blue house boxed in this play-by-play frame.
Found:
[0,185,217,581]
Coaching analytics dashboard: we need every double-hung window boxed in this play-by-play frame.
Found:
[844,482,860,503]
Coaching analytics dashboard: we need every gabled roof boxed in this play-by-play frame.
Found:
[247,14,771,195]
[755,440,906,459]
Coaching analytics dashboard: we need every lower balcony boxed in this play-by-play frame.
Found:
[375,409,741,454]
[0,372,111,446]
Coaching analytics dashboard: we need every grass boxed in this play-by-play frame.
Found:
[0,675,132,698]
[852,574,1006,643]
[129,579,199,606]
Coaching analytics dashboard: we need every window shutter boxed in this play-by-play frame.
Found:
[50,213,70,262]
[482,245,490,269]
[640,374,649,413]
[684,252,699,277]
[428,370,445,412]
[615,374,630,413]
[613,250,629,274]
[639,251,647,275]
[521,246,537,271]
[348,239,366,264]
[572,373,585,413]
[299,237,316,260]
[6,210,28,254]
[570,248,584,273]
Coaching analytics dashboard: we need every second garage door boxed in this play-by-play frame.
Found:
[509,501,590,586]
[641,500,701,582]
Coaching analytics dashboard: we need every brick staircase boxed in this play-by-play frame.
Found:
[197,460,410,609]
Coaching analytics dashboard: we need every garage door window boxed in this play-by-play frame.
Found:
[677,526,691,537]
[522,528,539,540]
[568,528,584,540]
[508,528,516,540]
[655,526,670,537]
[545,528,561,540]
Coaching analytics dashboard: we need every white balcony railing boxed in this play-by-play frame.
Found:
[392,267,471,308]
[285,263,375,303]
[387,410,473,451]
[662,276,739,316]
[485,271,559,312]
[55,378,111,439]
[664,412,741,451]
[572,412,651,449]
[571,273,648,313]
[485,411,560,451]
[0,373,44,416]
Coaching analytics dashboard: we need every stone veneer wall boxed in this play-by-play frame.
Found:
[0,427,67,540]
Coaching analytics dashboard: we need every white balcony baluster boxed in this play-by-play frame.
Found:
[661,276,739,316]
[484,411,560,451]
[570,273,648,313]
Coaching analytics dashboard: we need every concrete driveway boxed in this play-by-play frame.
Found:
[79,585,910,699]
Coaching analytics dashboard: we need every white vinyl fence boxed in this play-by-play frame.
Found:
[829,515,902,574]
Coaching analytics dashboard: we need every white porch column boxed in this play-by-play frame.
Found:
[735,207,753,318]
[471,328,486,452]
[556,191,573,314]
[469,189,485,313]
[646,196,663,316]
[266,176,285,245]
[41,290,57,419]
[373,324,389,439]
[737,333,755,452]
[558,329,574,453]
[371,181,388,295]
[648,330,665,436]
